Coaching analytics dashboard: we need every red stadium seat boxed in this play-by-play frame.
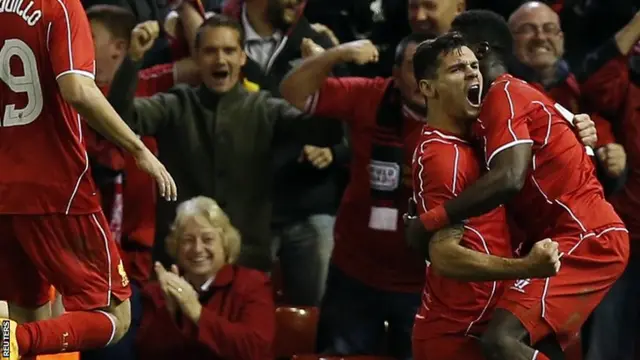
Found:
[292,356,395,360]
[275,306,320,358]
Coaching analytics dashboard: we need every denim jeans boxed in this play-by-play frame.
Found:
[583,258,640,360]
[316,265,421,360]
[80,283,142,360]
[272,214,335,306]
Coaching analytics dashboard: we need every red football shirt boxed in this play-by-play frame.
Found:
[0,0,100,215]
[412,126,511,339]
[477,74,623,249]
[305,77,426,292]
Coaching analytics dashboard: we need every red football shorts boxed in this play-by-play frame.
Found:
[413,335,484,360]
[0,212,132,311]
[498,226,629,349]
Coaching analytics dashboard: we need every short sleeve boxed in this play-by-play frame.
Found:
[413,141,466,216]
[304,77,386,125]
[49,0,95,80]
[478,81,534,166]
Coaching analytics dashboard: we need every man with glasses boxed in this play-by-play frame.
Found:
[509,2,627,198]
[509,1,564,88]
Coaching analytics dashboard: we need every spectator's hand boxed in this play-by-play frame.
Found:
[133,148,177,201]
[299,145,333,169]
[155,262,180,317]
[164,273,202,324]
[597,143,627,178]
[524,239,561,278]
[129,21,161,61]
[301,38,325,58]
[573,113,597,148]
[311,23,340,46]
[339,40,379,65]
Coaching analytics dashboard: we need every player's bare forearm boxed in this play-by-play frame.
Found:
[440,145,532,227]
[429,230,530,282]
[58,74,145,155]
[279,46,349,110]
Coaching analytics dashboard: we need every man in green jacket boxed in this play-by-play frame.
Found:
[108,14,335,272]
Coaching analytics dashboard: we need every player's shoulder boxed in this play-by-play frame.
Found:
[418,128,468,151]
[41,0,66,19]
[416,128,470,165]
[34,0,85,25]
[487,74,533,95]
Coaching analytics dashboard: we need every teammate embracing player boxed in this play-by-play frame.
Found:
[0,0,176,359]
[409,32,563,360]
[415,10,629,360]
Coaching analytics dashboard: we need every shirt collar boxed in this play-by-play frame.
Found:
[200,276,215,291]
[241,4,282,43]
[196,264,235,292]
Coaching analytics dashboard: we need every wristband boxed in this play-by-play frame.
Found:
[419,205,450,231]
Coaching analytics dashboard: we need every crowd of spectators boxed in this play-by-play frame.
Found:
[44,0,640,359]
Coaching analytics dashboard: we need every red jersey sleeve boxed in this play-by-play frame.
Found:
[414,141,467,215]
[48,0,95,80]
[304,77,387,125]
[478,80,534,166]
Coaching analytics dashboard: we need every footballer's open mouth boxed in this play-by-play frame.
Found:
[466,84,482,107]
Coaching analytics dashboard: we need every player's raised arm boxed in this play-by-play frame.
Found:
[50,3,176,201]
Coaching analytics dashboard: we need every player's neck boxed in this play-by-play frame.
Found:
[426,108,467,137]
[483,61,509,86]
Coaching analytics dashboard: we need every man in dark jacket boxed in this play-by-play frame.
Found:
[108,14,335,274]
[223,0,349,306]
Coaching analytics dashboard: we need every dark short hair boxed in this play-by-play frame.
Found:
[394,33,437,67]
[194,15,246,49]
[86,5,137,43]
[413,32,467,81]
[451,10,513,60]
